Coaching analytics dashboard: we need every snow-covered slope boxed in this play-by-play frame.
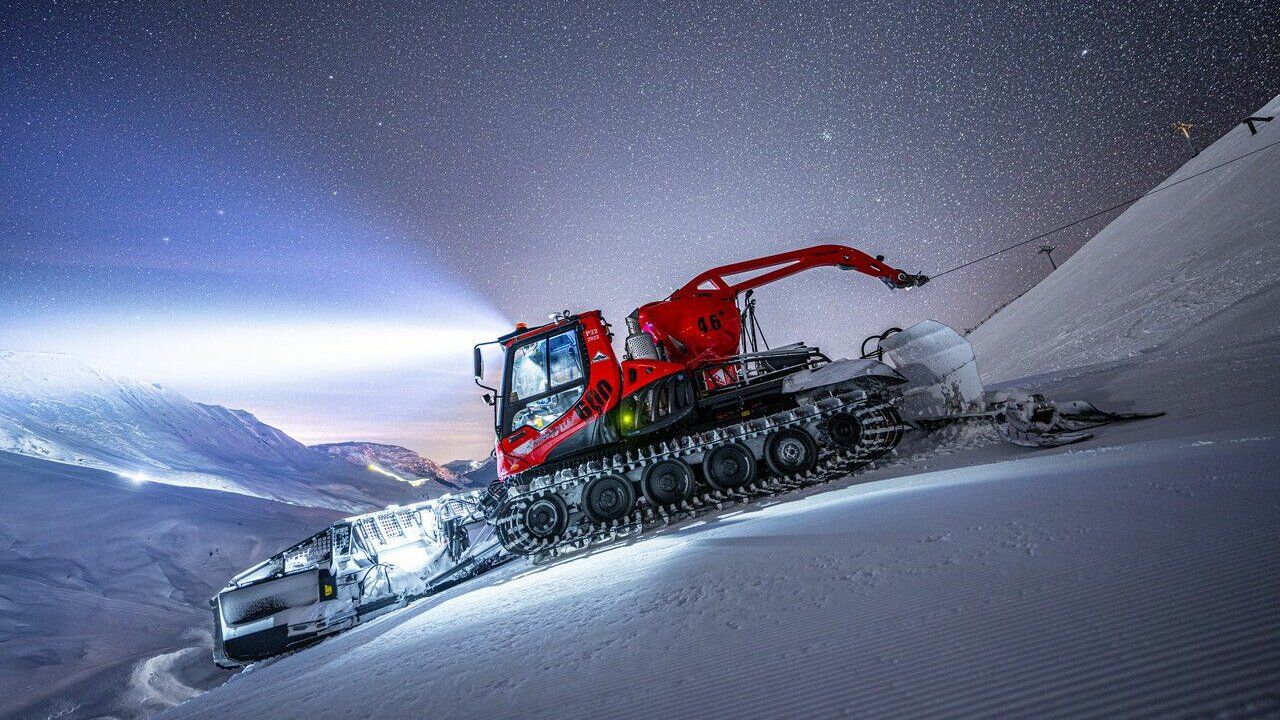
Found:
[444,458,486,476]
[161,95,1280,720]
[0,451,342,720]
[968,93,1280,381]
[314,441,481,495]
[0,351,422,511]
[163,429,1280,719]
[453,455,498,487]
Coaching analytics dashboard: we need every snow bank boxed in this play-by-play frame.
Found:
[969,93,1280,382]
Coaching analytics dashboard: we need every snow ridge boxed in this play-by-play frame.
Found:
[0,350,420,511]
[314,441,488,495]
[969,93,1280,381]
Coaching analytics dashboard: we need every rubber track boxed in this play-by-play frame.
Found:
[495,392,907,560]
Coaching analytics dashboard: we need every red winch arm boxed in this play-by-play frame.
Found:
[669,243,928,301]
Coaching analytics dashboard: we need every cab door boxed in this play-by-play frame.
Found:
[496,317,620,477]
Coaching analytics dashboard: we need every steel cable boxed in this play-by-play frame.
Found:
[931,136,1280,280]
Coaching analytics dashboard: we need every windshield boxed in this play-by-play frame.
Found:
[511,340,549,400]
[505,327,585,435]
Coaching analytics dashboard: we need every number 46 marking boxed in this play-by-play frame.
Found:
[697,314,722,333]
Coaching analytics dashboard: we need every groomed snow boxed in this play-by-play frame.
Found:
[160,386,1280,719]
[159,95,1280,720]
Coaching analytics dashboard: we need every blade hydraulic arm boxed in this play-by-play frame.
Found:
[633,243,929,367]
[670,243,928,302]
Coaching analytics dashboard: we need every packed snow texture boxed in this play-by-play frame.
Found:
[160,96,1280,720]
[0,351,426,512]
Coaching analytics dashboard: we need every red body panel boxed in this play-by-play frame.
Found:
[636,244,912,368]
[619,358,686,396]
[636,293,740,366]
[495,312,622,478]
[491,245,919,480]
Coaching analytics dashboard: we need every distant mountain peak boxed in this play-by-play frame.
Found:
[0,350,423,511]
[447,456,497,487]
[312,441,487,493]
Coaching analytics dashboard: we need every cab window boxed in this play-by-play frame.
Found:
[511,341,549,400]
[548,330,584,386]
[506,328,586,434]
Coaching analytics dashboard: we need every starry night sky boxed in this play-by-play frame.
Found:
[2,1,1278,460]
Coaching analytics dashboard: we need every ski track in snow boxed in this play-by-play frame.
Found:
[0,454,345,720]
[128,647,205,710]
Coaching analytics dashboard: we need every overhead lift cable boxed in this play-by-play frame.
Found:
[931,135,1280,280]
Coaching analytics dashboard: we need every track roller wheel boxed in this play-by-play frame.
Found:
[642,459,694,506]
[825,411,863,449]
[702,443,756,491]
[582,474,636,522]
[765,427,819,475]
[523,494,569,539]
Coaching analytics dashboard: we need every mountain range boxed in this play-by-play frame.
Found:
[0,350,480,512]
[314,441,491,495]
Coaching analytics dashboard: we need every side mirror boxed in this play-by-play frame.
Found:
[473,346,484,380]
[482,392,494,406]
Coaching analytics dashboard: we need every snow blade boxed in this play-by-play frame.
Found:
[997,393,1163,448]
[999,424,1094,448]
[879,320,985,419]
[1053,400,1167,424]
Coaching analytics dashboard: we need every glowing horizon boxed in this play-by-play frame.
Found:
[16,317,512,384]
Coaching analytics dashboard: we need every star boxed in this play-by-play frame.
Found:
[3,0,1277,460]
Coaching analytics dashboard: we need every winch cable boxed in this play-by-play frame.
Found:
[930,135,1280,280]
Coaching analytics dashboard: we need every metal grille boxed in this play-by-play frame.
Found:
[284,533,331,573]
[377,513,406,540]
[356,517,384,546]
[357,509,429,551]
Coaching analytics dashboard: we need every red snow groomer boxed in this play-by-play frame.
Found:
[473,244,931,555]
[209,244,1161,666]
